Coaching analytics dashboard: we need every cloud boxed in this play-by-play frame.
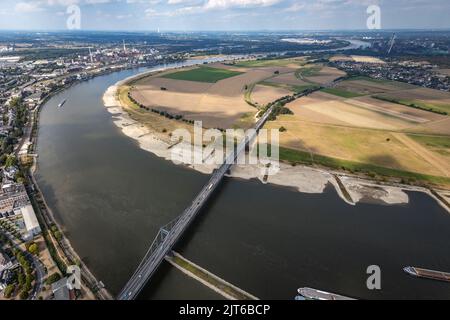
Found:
[116,13,133,18]
[204,0,282,10]
[167,0,190,4]
[15,2,45,12]
[5,0,450,29]
[127,0,162,3]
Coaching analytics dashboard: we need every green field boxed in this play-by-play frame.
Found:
[259,81,319,94]
[408,134,450,156]
[277,146,450,187]
[373,95,450,115]
[321,87,365,98]
[234,58,305,68]
[346,76,393,84]
[408,135,450,149]
[295,66,323,80]
[161,67,243,83]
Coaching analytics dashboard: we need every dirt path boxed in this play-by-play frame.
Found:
[392,133,449,177]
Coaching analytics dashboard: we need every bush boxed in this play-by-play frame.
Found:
[19,290,29,300]
[54,231,62,241]
[279,126,287,132]
[4,284,15,298]
[28,243,39,255]
[367,172,376,178]
[46,273,61,285]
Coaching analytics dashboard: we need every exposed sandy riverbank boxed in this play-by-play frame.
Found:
[103,69,449,210]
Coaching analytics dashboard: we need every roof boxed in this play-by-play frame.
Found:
[52,278,70,301]
[21,205,40,232]
[0,252,8,266]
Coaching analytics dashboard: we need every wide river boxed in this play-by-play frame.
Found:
[36,61,450,300]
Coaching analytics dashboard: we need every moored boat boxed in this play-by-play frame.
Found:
[297,287,356,300]
[404,266,450,283]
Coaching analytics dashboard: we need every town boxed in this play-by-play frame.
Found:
[0,38,186,300]
[0,28,449,302]
[332,58,450,92]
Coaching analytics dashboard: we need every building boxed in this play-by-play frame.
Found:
[0,251,16,274]
[0,183,29,215]
[0,183,41,239]
[0,269,16,290]
[52,277,75,300]
[0,251,11,271]
[2,166,18,181]
[20,205,41,238]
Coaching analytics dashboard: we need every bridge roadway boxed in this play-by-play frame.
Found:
[118,87,321,300]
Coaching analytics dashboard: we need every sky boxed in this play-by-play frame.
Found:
[0,0,449,31]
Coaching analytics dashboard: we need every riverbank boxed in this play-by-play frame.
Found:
[23,79,114,300]
[103,67,450,212]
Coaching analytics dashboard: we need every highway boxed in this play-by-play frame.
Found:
[117,87,322,300]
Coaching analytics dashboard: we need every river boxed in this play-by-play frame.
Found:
[35,59,450,300]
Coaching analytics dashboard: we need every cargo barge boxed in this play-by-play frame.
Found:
[296,287,356,300]
[403,266,450,283]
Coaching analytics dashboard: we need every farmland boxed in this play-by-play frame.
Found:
[277,146,450,186]
[373,89,450,115]
[127,62,295,129]
[161,66,243,83]
[264,68,450,186]
[233,57,306,68]
[123,55,450,186]
[320,87,364,98]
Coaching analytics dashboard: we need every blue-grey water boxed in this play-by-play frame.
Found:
[36,63,450,300]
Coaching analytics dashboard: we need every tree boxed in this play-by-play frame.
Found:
[4,284,15,298]
[17,271,25,288]
[54,231,62,241]
[19,290,29,300]
[9,97,20,108]
[28,243,39,255]
[5,154,17,168]
[0,154,7,165]
[46,273,61,285]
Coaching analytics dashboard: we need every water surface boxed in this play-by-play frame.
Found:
[36,64,450,300]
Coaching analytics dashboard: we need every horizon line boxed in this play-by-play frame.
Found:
[1,27,450,33]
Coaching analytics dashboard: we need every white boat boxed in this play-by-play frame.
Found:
[57,99,67,108]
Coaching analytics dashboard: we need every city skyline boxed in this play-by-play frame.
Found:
[0,0,450,31]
